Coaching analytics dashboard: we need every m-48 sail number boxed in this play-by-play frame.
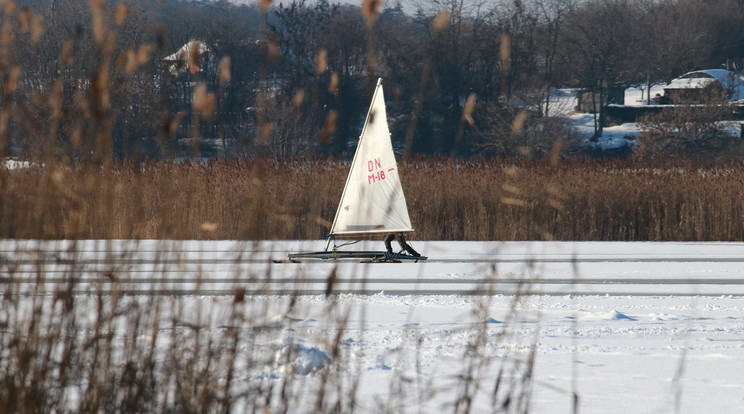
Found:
[367,157,394,184]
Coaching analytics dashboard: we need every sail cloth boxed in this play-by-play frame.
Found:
[329,78,414,237]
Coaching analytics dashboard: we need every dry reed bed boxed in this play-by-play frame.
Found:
[2,158,744,241]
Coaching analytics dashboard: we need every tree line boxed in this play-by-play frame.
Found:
[5,0,744,161]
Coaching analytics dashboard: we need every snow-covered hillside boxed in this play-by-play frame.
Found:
[546,87,651,152]
[547,85,743,154]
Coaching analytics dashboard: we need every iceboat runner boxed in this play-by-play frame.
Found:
[288,78,426,263]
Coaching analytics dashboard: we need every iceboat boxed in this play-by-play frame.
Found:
[288,78,426,263]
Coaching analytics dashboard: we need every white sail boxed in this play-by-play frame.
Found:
[329,78,414,237]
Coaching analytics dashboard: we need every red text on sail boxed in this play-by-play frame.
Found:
[367,157,394,184]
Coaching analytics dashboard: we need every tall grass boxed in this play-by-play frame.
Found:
[3,157,744,241]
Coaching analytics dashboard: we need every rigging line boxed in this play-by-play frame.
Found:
[333,239,361,249]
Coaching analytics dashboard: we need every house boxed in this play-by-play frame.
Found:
[662,69,744,104]
[576,85,626,113]
[163,40,211,76]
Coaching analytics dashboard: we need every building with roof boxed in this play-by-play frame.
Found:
[663,69,744,104]
[163,40,212,76]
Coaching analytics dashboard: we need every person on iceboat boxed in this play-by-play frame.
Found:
[384,233,421,257]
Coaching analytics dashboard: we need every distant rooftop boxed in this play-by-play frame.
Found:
[665,69,739,90]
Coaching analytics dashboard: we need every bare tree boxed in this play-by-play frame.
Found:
[408,0,499,153]
[530,0,576,115]
[562,0,641,139]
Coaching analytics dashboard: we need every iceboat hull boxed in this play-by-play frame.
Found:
[285,250,427,263]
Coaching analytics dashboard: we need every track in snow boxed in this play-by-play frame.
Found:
[2,240,744,296]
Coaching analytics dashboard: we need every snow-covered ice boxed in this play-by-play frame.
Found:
[1,240,743,413]
[241,292,744,413]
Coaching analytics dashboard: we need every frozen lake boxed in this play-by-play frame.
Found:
[4,240,744,296]
[1,240,743,413]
